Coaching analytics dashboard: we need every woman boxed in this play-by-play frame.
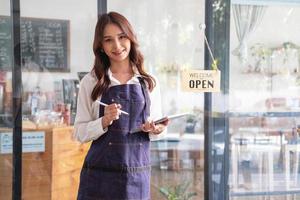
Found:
[75,12,168,200]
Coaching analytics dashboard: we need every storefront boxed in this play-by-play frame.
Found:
[1,0,300,199]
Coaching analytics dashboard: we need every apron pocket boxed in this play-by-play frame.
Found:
[103,141,150,166]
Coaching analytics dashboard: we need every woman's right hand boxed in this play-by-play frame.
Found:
[101,103,121,128]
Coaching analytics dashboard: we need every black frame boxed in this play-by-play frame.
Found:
[98,0,107,17]
[11,0,22,199]
[204,0,230,200]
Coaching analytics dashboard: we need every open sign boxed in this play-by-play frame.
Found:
[181,69,221,92]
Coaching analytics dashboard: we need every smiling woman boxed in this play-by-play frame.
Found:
[102,25,131,64]
[75,11,169,200]
[90,12,156,101]
[102,24,133,84]
[107,1,206,199]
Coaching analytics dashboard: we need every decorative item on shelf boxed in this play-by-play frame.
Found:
[249,43,272,74]
[3,80,12,114]
[0,81,5,114]
[0,71,6,82]
[271,42,300,74]
[157,63,180,74]
[62,104,71,125]
[29,86,47,116]
[244,42,300,75]
[282,42,300,50]
[185,115,197,133]
[62,79,79,125]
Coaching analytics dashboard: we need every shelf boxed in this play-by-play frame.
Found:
[228,112,300,118]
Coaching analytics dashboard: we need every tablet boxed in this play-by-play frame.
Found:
[130,113,189,133]
[154,113,190,124]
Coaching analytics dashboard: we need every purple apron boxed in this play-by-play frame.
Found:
[77,78,151,200]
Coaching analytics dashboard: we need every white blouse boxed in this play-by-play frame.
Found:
[74,68,166,143]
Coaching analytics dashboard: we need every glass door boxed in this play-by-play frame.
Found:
[1,0,98,199]
[108,1,205,199]
[229,1,300,199]
[0,0,13,199]
[19,0,97,199]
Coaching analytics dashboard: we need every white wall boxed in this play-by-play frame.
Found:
[0,0,10,15]
[0,0,97,92]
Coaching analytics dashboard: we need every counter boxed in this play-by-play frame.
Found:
[0,126,90,200]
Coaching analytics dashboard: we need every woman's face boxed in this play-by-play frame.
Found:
[102,23,131,64]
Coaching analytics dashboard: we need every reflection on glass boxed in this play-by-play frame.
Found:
[230,2,300,199]
[0,1,13,199]
[108,0,205,199]
[17,0,97,199]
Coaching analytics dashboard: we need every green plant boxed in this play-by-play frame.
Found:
[159,181,197,200]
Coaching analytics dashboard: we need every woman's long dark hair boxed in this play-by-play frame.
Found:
[91,11,156,101]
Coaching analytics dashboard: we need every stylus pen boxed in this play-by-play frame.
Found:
[96,100,129,115]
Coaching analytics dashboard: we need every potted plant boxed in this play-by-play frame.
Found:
[159,181,197,200]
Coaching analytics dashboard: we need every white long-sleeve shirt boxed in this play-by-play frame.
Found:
[74,68,166,143]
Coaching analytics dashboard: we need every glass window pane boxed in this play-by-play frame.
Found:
[108,1,205,199]
[229,2,300,199]
[0,1,13,199]
[19,0,97,199]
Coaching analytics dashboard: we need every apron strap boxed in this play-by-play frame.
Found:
[137,77,151,122]
[97,77,151,120]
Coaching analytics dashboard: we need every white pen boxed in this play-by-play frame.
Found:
[96,100,129,116]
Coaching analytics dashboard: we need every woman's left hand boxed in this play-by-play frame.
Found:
[141,119,169,135]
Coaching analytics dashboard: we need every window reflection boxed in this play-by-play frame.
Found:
[230,3,300,199]
[108,0,205,199]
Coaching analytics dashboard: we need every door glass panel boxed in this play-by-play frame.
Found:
[229,1,300,199]
[108,0,205,199]
[18,0,97,199]
[0,1,13,199]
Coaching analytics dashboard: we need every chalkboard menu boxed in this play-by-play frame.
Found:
[0,16,69,72]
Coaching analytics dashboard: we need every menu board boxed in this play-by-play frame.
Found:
[0,16,69,72]
[0,16,11,70]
